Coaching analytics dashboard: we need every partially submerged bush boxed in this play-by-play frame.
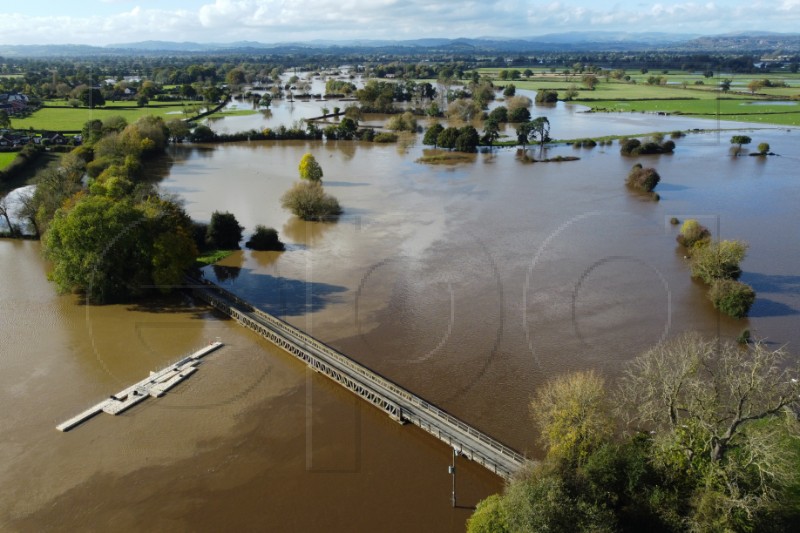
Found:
[280,181,342,221]
[689,240,748,284]
[245,225,285,251]
[676,219,710,248]
[620,138,675,156]
[625,163,661,192]
[373,132,398,143]
[709,279,756,318]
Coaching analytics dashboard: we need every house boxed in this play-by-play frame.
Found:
[0,93,29,115]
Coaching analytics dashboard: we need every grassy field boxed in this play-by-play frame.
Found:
[0,152,18,170]
[469,68,800,125]
[10,102,198,131]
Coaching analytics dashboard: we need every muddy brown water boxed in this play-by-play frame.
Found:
[2,116,799,531]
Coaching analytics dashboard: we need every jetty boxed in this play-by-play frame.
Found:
[56,341,223,432]
[187,276,527,479]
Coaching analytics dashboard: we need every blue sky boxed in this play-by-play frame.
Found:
[1,1,798,45]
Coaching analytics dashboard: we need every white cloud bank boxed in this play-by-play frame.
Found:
[0,1,798,45]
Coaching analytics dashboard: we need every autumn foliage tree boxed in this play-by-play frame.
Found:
[298,153,323,182]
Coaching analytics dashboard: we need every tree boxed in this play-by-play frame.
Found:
[689,239,748,284]
[280,181,342,221]
[422,123,444,147]
[166,118,190,143]
[757,142,770,155]
[298,153,323,182]
[563,85,579,101]
[730,135,752,151]
[466,494,508,533]
[708,279,756,318]
[582,74,598,90]
[455,126,479,153]
[79,87,105,108]
[206,211,244,250]
[0,110,10,130]
[719,78,732,92]
[0,194,19,236]
[530,370,612,464]
[625,164,661,192]
[43,195,196,303]
[190,124,216,143]
[487,106,508,123]
[245,225,285,251]
[617,333,800,527]
[437,127,460,150]
[481,118,500,148]
[528,117,550,147]
[747,79,764,94]
[676,218,711,248]
[507,106,531,123]
[502,84,516,97]
[534,90,558,104]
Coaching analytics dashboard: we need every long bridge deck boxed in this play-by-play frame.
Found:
[188,276,526,480]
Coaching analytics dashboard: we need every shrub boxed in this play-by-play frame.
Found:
[677,219,711,248]
[535,89,558,104]
[670,131,685,139]
[708,279,756,318]
[689,240,748,284]
[670,217,680,225]
[373,132,398,143]
[625,164,661,192]
[757,142,770,155]
[245,225,285,251]
[280,181,342,221]
[620,138,675,155]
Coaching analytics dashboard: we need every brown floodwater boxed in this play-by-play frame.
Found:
[2,111,798,531]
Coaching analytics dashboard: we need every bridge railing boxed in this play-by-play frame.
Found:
[187,276,526,467]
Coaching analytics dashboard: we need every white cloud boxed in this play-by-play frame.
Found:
[0,1,797,46]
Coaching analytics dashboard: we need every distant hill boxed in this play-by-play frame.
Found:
[2,32,800,57]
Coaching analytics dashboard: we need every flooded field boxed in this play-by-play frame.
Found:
[2,104,798,531]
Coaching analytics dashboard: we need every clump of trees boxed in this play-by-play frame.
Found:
[625,163,661,192]
[534,89,558,104]
[468,333,800,532]
[676,218,710,248]
[676,220,756,318]
[280,155,342,221]
[620,137,675,155]
[39,115,201,303]
[422,124,479,153]
[385,111,418,132]
[245,225,284,251]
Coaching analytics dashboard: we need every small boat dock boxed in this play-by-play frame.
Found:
[56,341,223,432]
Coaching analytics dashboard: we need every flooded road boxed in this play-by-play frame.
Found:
[1,106,798,531]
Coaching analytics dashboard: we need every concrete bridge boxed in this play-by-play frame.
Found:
[187,276,527,480]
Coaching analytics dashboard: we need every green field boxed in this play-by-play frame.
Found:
[0,152,18,170]
[10,102,199,131]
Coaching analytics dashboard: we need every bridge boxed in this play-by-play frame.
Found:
[187,276,527,480]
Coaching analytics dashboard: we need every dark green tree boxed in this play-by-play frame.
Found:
[245,225,285,251]
[206,211,244,250]
[422,123,444,147]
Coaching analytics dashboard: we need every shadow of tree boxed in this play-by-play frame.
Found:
[205,267,347,317]
[741,272,800,295]
[746,298,799,318]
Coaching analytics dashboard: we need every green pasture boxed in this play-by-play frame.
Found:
[0,152,18,169]
[10,103,195,131]
[582,98,800,125]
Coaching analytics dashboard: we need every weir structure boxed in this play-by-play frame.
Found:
[187,276,526,480]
